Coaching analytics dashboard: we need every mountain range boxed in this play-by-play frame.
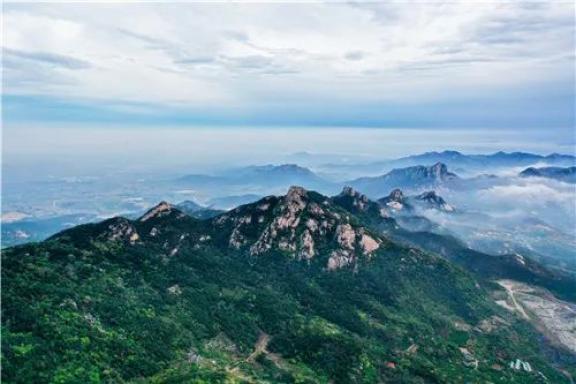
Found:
[349,162,458,197]
[519,166,576,183]
[378,189,454,214]
[3,186,575,383]
[178,164,335,195]
[394,151,575,168]
[5,154,574,250]
[320,150,576,178]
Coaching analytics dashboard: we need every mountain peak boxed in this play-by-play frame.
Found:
[335,186,371,212]
[519,166,576,183]
[417,190,439,199]
[215,188,382,269]
[377,189,407,212]
[139,201,181,222]
[340,185,359,196]
[414,190,454,212]
[431,162,448,175]
[387,188,404,202]
[286,185,308,200]
[441,150,462,155]
[348,163,458,197]
[339,186,368,200]
[176,200,203,212]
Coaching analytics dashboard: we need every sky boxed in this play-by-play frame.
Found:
[2,1,575,131]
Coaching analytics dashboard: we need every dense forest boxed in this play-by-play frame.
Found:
[3,188,574,383]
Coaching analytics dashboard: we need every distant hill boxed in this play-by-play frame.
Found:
[206,194,263,210]
[179,164,335,194]
[392,151,576,169]
[175,200,224,219]
[519,166,576,183]
[320,151,576,178]
[377,189,454,215]
[349,162,458,197]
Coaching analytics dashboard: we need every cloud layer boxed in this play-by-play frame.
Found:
[2,1,575,128]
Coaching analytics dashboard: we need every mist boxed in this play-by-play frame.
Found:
[4,124,573,181]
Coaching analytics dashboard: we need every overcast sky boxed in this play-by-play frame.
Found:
[3,1,575,132]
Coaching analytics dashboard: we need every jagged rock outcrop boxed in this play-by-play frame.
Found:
[387,189,404,202]
[348,162,458,197]
[414,191,454,212]
[139,201,186,222]
[215,186,382,270]
[378,189,410,212]
[103,218,140,244]
[332,186,389,219]
[340,186,370,211]
[377,189,454,214]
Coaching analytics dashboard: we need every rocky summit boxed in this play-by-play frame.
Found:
[349,162,459,197]
[413,191,454,212]
[214,186,383,269]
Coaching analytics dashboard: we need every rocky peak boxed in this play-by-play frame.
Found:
[340,186,358,197]
[216,186,382,270]
[430,162,449,178]
[416,190,440,201]
[377,189,410,212]
[285,186,308,204]
[104,218,140,244]
[340,186,368,200]
[413,191,454,212]
[338,186,370,210]
[387,189,404,202]
[139,201,184,222]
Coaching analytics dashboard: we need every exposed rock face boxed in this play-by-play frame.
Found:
[349,162,458,197]
[335,224,356,250]
[377,189,454,215]
[388,189,404,203]
[140,202,181,222]
[104,218,140,244]
[327,227,381,269]
[430,162,450,179]
[230,227,246,249]
[378,189,408,212]
[340,186,370,211]
[276,186,307,229]
[300,230,315,259]
[167,284,182,295]
[414,191,454,212]
[219,186,382,270]
[360,233,380,255]
[327,249,355,270]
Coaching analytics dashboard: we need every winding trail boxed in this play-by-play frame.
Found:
[247,332,271,362]
[497,280,530,320]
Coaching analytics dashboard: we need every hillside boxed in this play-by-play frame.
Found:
[2,187,575,383]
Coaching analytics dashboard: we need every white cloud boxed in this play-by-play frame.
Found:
[479,181,576,207]
[2,1,574,108]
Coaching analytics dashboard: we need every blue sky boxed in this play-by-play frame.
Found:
[3,1,574,133]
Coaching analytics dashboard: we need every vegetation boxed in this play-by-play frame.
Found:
[3,193,574,383]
